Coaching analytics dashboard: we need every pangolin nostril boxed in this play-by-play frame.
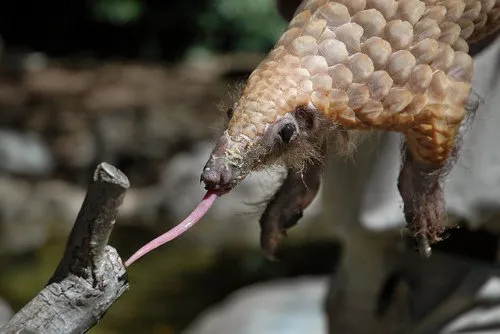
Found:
[201,168,221,190]
[200,162,234,190]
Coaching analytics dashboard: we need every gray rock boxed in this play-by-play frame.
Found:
[0,177,84,254]
[0,176,46,254]
[96,110,138,163]
[183,277,329,334]
[442,276,500,333]
[23,52,48,72]
[0,298,13,326]
[33,180,86,229]
[0,129,53,176]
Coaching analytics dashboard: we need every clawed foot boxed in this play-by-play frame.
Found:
[398,152,448,258]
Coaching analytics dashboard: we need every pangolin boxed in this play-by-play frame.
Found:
[125,0,500,267]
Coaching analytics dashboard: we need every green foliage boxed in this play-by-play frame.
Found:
[92,0,144,25]
[195,0,287,53]
[88,0,286,58]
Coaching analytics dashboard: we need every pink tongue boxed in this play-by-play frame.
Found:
[125,191,218,267]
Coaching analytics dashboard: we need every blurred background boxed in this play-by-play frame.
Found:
[1,1,500,333]
[0,1,343,333]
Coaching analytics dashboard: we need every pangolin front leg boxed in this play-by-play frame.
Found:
[397,146,448,256]
[260,142,326,260]
[257,0,500,254]
[395,98,472,255]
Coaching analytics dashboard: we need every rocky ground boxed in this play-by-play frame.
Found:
[0,49,336,333]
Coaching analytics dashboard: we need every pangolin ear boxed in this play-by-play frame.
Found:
[293,106,317,131]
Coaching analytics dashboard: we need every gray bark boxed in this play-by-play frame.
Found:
[0,162,130,334]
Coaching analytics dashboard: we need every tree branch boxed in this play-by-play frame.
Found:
[0,162,130,334]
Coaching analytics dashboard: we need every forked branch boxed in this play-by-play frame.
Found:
[0,162,130,334]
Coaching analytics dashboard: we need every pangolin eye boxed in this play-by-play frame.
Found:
[279,123,296,143]
[227,106,234,119]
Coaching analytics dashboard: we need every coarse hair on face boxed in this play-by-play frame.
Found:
[253,106,332,172]
[215,82,333,172]
[211,81,246,136]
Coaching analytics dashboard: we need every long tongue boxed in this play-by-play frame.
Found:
[125,191,219,267]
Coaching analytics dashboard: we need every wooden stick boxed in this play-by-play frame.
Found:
[0,162,130,334]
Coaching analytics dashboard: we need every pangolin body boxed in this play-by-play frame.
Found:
[233,0,500,165]
[201,0,500,257]
[123,0,500,267]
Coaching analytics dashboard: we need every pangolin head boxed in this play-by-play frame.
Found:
[200,47,332,194]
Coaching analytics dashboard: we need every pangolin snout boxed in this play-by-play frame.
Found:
[200,130,253,193]
[200,159,235,193]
